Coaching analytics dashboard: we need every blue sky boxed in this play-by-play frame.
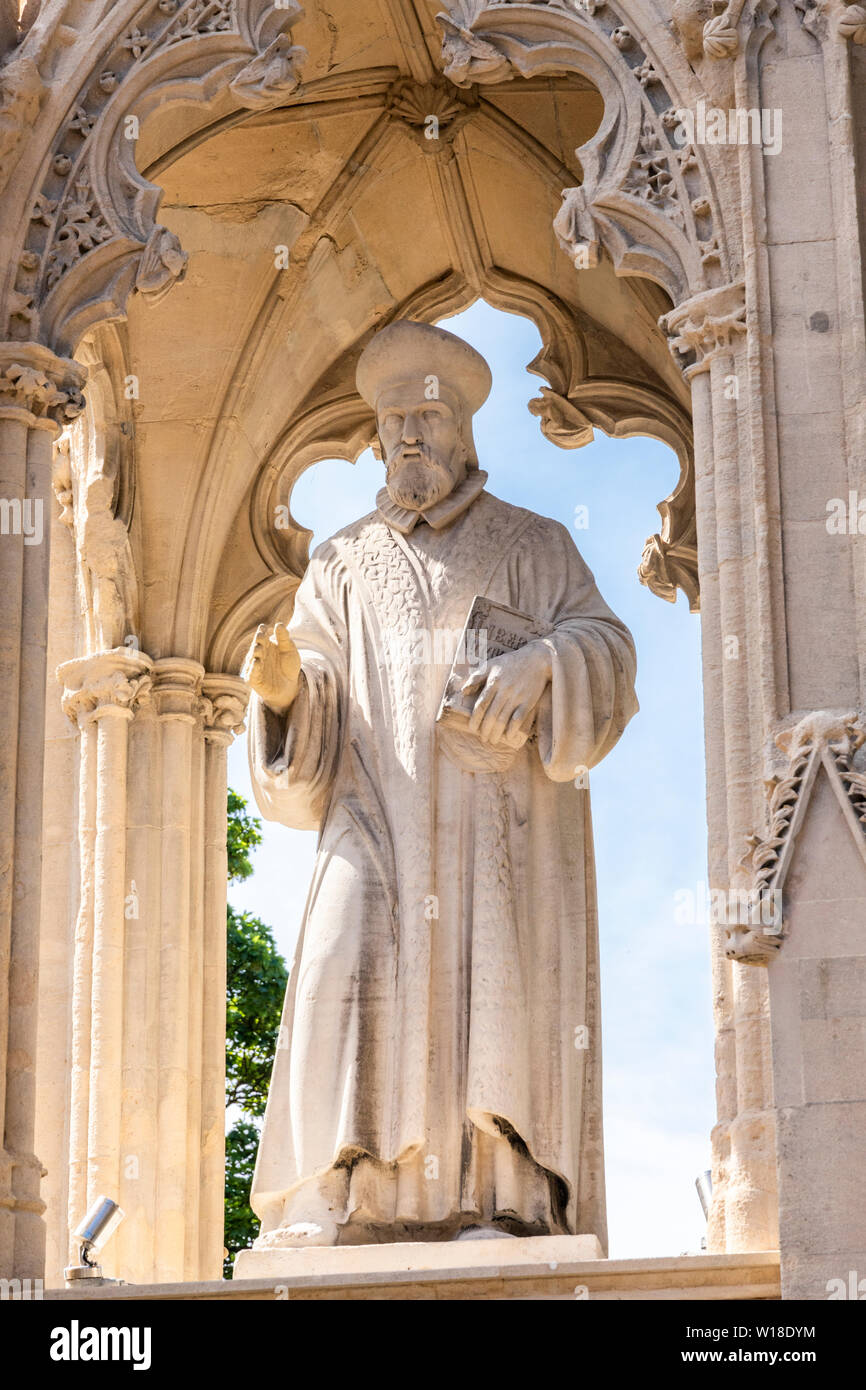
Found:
[227,300,714,1258]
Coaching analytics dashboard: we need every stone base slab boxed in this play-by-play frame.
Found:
[43,1249,781,1300]
[233,1232,602,1283]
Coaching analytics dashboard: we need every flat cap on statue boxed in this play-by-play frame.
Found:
[356,319,493,415]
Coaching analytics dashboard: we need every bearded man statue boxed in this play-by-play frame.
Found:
[241,319,638,1251]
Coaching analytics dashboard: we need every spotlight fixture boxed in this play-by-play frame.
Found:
[64,1196,125,1286]
[695,1169,713,1220]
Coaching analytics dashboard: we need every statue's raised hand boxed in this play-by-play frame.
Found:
[242,622,301,717]
[462,641,552,748]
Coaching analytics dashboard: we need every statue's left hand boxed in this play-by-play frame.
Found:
[461,641,553,748]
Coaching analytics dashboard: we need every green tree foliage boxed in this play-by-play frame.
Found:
[227,786,263,883]
[224,1120,264,1276]
[226,907,288,1117]
[224,788,287,1276]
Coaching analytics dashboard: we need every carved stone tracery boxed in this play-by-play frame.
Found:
[436,1,726,307]
[731,713,866,963]
[4,0,309,349]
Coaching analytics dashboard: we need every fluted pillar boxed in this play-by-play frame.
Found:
[55,654,247,1284]
[0,343,85,1282]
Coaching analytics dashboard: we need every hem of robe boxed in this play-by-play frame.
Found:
[251,1113,580,1247]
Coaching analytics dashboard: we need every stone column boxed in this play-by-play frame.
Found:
[55,655,247,1285]
[151,658,203,1282]
[57,650,153,1269]
[35,435,79,1288]
[0,343,85,1282]
[199,676,248,1279]
[662,284,779,1256]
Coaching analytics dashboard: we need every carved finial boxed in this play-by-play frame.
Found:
[135,226,188,304]
[436,2,515,87]
[230,33,307,110]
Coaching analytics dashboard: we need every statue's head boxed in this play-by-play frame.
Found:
[356,320,492,513]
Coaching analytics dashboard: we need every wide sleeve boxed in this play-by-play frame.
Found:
[247,540,348,831]
[520,518,638,782]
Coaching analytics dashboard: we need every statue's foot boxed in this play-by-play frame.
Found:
[253,1217,339,1249]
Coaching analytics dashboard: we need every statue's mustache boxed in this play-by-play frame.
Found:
[387,444,447,474]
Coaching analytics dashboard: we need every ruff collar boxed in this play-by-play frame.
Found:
[376,469,488,535]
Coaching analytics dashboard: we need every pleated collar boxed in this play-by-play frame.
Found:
[376,469,488,534]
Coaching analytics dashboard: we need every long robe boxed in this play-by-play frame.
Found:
[247,488,638,1247]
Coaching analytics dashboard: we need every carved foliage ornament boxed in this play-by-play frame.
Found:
[201,674,250,740]
[59,649,155,724]
[386,78,478,153]
[731,712,866,963]
[0,342,86,424]
[701,1,747,58]
[659,280,746,378]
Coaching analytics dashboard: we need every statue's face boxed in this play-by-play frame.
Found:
[377,388,468,512]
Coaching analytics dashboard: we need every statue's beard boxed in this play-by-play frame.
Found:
[385,447,456,512]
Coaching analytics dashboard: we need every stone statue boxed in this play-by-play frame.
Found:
[242,320,638,1250]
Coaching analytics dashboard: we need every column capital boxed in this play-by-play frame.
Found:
[659,282,747,379]
[201,673,249,745]
[152,657,205,724]
[58,648,154,725]
[0,341,86,432]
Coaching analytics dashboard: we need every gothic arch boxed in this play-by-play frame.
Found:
[0,1,739,668]
[0,2,741,354]
[5,0,824,1290]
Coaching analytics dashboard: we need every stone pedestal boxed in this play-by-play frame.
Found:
[233,1233,603,1284]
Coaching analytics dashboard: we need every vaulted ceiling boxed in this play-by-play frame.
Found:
[84,0,689,664]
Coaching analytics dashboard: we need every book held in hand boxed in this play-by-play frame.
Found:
[436,595,553,731]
